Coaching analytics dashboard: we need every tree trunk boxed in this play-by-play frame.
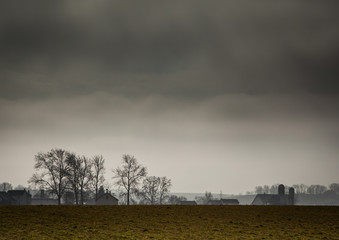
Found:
[127,188,130,205]
[58,195,61,205]
[80,186,84,205]
[95,185,98,200]
[127,171,130,205]
[74,189,78,205]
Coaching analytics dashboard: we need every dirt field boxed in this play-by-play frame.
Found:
[0,205,338,239]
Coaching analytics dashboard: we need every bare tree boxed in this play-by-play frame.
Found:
[299,184,308,194]
[255,186,264,194]
[158,177,172,204]
[292,184,301,194]
[0,182,13,191]
[195,191,214,204]
[307,185,316,194]
[263,185,270,194]
[78,156,93,205]
[269,184,279,194]
[140,176,172,205]
[29,149,69,205]
[329,183,339,195]
[316,185,327,194]
[141,176,160,204]
[65,153,80,205]
[113,154,147,205]
[291,184,308,194]
[91,155,105,200]
[307,185,327,194]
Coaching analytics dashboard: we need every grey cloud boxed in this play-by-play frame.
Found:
[1,93,338,140]
[1,0,339,100]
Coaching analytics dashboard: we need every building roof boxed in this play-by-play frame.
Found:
[7,190,31,196]
[179,201,197,205]
[96,192,118,201]
[254,194,278,204]
[221,199,239,204]
[251,194,288,205]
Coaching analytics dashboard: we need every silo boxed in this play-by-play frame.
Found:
[278,184,285,195]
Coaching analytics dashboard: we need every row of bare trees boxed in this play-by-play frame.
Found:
[29,149,105,205]
[28,149,172,205]
[252,183,339,195]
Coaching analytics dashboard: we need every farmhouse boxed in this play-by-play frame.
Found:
[96,190,118,205]
[252,184,295,205]
[0,189,32,205]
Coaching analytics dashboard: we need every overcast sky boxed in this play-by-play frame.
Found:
[1,1,339,194]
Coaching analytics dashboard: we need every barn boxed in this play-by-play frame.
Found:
[96,190,119,205]
[252,184,295,205]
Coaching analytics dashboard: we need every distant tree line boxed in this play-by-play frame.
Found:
[251,183,339,195]
[0,182,28,191]
[24,148,172,205]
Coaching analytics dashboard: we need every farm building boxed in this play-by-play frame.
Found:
[96,190,119,205]
[0,189,32,205]
[252,184,295,205]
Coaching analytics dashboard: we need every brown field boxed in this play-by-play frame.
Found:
[0,205,338,239]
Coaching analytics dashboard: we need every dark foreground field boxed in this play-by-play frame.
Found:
[0,206,338,239]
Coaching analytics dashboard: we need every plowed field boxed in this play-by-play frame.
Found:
[0,206,338,239]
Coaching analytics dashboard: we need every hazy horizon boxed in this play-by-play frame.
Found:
[1,1,339,194]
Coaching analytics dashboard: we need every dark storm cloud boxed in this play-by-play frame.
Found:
[1,0,339,99]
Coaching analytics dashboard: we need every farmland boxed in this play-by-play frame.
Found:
[0,206,338,239]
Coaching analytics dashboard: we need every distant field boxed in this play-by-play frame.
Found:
[0,206,338,239]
